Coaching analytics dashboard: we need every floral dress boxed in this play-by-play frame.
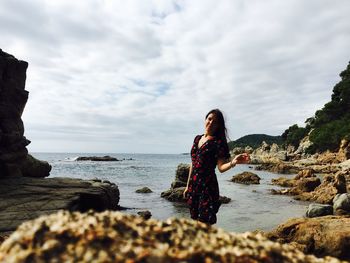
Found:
[186,134,230,224]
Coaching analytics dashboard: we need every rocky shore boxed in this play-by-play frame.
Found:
[0,210,342,262]
[244,139,350,175]
[1,49,349,262]
[229,140,350,260]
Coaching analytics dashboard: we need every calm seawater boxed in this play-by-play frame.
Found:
[31,152,309,233]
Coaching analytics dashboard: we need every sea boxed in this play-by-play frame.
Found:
[31,152,309,233]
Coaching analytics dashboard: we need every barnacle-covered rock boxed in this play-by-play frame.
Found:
[0,211,341,262]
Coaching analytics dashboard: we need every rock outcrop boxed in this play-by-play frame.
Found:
[0,210,341,262]
[255,162,299,174]
[271,171,347,204]
[231,171,261,184]
[267,215,350,260]
[0,176,119,234]
[0,50,121,239]
[250,142,287,164]
[161,163,188,202]
[0,49,51,177]
[247,139,348,175]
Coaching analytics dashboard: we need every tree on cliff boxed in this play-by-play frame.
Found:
[228,134,283,150]
[308,61,350,152]
[282,61,350,153]
[281,124,308,148]
[313,62,350,127]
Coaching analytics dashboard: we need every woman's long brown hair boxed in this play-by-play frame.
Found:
[205,109,229,143]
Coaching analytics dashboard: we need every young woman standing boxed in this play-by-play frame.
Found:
[183,109,250,224]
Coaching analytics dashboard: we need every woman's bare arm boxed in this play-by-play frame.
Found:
[183,163,192,198]
[217,153,250,173]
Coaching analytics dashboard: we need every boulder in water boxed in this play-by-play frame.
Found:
[136,187,153,193]
[231,171,261,184]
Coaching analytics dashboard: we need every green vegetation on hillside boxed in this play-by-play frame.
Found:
[282,61,350,153]
[228,134,283,150]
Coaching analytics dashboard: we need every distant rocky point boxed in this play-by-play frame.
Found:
[76,155,119,161]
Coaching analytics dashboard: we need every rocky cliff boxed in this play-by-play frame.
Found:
[0,49,51,177]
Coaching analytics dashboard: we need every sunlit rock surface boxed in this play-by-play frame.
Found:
[267,215,350,261]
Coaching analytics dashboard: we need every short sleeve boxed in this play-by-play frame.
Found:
[193,135,201,144]
[217,138,230,160]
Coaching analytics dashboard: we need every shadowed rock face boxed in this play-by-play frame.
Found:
[0,211,341,262]
[0,49,51,177]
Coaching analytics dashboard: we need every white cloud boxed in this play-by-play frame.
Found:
[1,0,349,153]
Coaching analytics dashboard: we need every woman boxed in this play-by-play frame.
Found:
[183,109,250,225]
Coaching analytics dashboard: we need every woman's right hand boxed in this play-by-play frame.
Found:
[183,187,188,199]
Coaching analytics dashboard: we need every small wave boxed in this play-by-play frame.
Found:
[129,165,146,169]
[64,156,79,162]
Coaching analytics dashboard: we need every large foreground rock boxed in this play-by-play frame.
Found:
[266,215,350,260]
[0,49,51,177]
[0,176,119,234]
[0,211,341,262]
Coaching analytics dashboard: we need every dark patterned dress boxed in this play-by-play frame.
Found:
[186,134,230,224]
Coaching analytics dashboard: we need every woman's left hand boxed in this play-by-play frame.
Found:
[234,153,250,164]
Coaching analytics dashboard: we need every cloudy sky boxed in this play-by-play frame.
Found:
[1,0,349,153]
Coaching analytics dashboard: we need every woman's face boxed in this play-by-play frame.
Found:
[205,113,218,136]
